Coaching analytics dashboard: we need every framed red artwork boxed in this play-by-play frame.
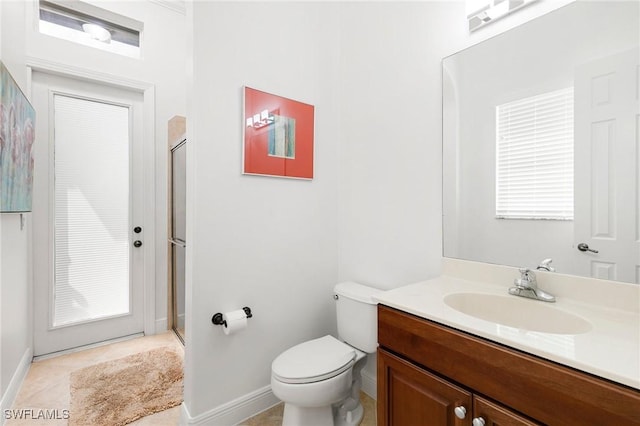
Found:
[242,87,314,179]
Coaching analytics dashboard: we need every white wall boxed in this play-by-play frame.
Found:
[0,0,186,411]
[185,1,342,420]
[0,216,31,399]
[337,2,458,290]
[0,0,32,412]
[336,2,464,390]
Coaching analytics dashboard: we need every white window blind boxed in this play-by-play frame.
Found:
[496,87,574,220]
[53,94,131,327]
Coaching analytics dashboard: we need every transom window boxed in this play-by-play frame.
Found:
[39,0,142,58]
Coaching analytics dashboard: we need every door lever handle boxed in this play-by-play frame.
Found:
[577,243,598,253]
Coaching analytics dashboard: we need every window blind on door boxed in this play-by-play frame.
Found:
[496,87,574,220]
[53,94,131,327]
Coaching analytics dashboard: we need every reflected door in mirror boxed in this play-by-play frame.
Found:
[574,48,639,282]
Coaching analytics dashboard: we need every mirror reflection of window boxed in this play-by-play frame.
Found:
[496,87,574,221]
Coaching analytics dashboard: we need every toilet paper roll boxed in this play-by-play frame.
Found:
[222,309,248,335]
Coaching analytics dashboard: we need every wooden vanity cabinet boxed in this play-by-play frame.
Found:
[378,348,472,425]
[378,349,536,426]
[377,305,640,426]
[472,396,539,426]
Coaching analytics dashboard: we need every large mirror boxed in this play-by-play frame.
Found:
[443,1,639,283]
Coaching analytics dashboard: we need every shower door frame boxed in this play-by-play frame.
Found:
[168,134,186,344]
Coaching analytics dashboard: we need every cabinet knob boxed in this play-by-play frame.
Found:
[472,417,486,426]
[454,406,467,419]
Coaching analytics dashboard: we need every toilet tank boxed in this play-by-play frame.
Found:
[334,282,383,353]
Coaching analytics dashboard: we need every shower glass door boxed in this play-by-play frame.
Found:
[170,138,186,342]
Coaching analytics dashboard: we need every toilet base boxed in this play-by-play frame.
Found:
[282,404,333,426]
[281,400,364,426]
[334,400,363,426]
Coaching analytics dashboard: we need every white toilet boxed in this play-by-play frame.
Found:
[271,282,382,426]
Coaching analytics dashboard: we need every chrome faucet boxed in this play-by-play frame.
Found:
[509,268,555,302]
[536,258,555,272]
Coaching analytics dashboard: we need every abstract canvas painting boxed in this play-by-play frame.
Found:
[0,61,36,212]
[243,87,314,179]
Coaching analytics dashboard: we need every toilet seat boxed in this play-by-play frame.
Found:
[272,335,356,384]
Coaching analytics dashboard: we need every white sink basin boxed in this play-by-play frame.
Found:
[444,293,592,334]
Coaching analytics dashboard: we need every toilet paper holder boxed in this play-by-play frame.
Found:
[211,307,253,327]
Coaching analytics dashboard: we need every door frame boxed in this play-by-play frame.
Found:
[27,57,157,339]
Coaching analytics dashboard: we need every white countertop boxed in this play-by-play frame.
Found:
[374,273,640,390]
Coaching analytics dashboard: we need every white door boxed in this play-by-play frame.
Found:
[573,48,639,283]
[32,72,145,356]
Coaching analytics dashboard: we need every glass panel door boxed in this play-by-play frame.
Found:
[32,71,145,356]
[53,95,131,326]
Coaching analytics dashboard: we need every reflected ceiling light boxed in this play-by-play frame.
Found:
[246,109,275,129]
[486,0,510,19]
[467,0,536,32]
[478,11,491,22]
[82,23,111,43]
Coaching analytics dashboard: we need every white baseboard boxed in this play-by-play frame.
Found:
[155,318,168,334]
[361,369,377,400]
[0,348,32,425]
[179,374,376,425]
[180,385,280,426]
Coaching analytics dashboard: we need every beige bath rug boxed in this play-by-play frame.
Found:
[69,347,183,426]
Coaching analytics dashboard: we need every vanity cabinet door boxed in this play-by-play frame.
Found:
[378,305,640,425]
[378,348,472,426]
[473,396,540,426]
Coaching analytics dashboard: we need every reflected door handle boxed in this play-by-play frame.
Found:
[577,243,598,253]
[133,240,143,248]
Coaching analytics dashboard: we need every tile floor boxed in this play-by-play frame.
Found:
[7,332,183,426]
[7,333,377,425]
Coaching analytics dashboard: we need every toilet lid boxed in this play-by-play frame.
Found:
[272,335,356,384]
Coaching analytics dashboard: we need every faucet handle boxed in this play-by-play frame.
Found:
[537,258,555,272]
[516,268,536,286]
